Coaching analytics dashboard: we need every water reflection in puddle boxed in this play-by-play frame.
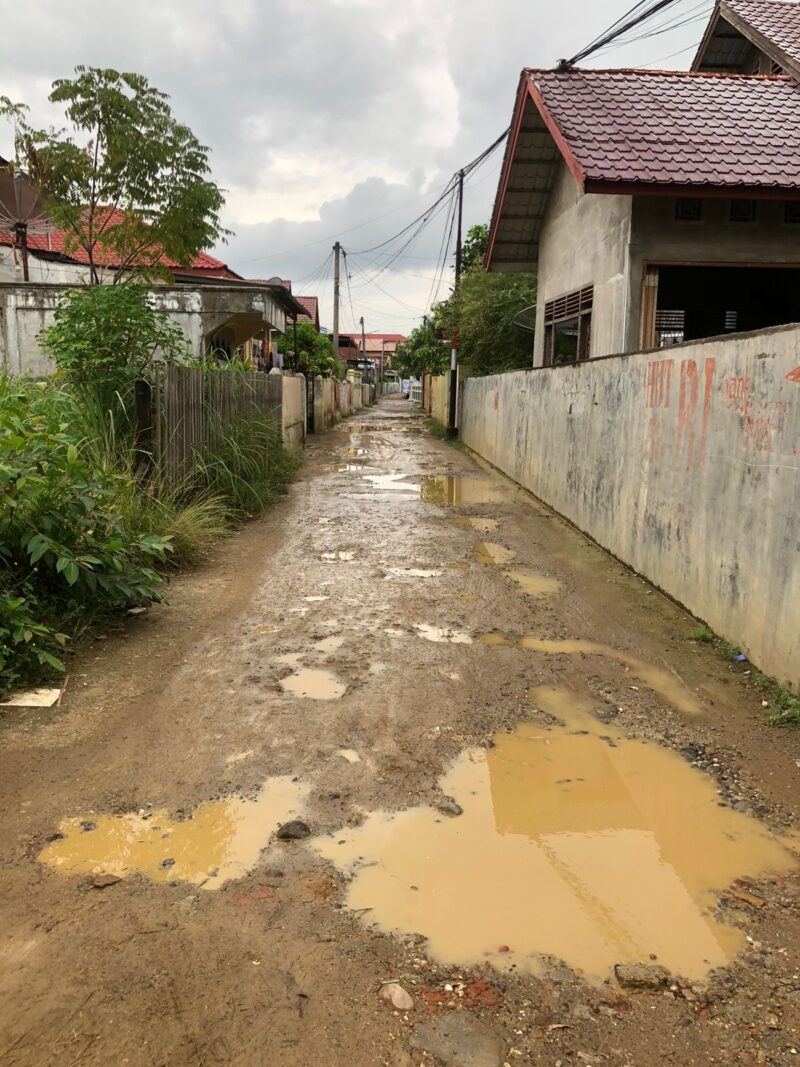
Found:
[362,473,419,494]
[474,542,516,566]
[420,476,507,506]
[321,551,354,562]
[507,569,561,597]
[279,668,346,700]
[478,633,699,715]
[385,567,444,579]
[40,777,309,890]
[317,688,795,981]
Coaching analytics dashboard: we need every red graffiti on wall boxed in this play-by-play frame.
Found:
[786,365,800,383]
[646,359,673,409]
[673,357,717,472]
[720,368,789,453]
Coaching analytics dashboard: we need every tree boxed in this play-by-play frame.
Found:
[461,223,488,273]
[40,282,189,404]
[277,321,340,376]
[453,268,536,376]
[1,67,228,284]
[393,318,450,378]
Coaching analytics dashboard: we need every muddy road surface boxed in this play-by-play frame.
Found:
[2,398,799,1067]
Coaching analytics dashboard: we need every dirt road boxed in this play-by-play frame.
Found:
[2,398,799,1066]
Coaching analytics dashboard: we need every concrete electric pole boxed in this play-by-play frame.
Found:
[333,241,341,362]
[447,168,464,439]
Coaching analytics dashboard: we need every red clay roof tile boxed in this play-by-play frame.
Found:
[527,67,800,191]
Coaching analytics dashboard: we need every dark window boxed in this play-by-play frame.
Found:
[784,201,800,224]
[729,199,757,223]
[543,286,593,366]
[675,198,702,222]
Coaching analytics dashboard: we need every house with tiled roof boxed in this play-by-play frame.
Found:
[486,0,800,365]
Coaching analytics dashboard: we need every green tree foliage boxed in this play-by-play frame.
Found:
[1,67,228,284]
[393,315,450,378]
[414,223,535,378]
[277,321,340,376]
[40,282,190,404]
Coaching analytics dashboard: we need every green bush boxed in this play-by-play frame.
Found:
[0,377,171,694]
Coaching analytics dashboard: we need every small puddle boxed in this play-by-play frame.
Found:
[385,567,444,579]
[507,569,561,597]
[315,635,345,654]
[362,473,419,494]
[40,777,309,890]
[279,668,346,700]
[477,633,699,715]
[317,688,795,982]
[454,517,500,532]
[414,624,473,645]
[321,551,354,562]
[420,476,506,506]
[474,542,516,566]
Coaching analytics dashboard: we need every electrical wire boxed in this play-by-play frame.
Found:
[561,0,682,67]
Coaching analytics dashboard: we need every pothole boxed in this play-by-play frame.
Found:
[506,569,561,597]
[40,777,309,890]
[477,632,700,715]
[473,542,516,566]
[279,668,346,700]
[316,687,795,982]
[420,476,507,506]
[414,624,473,645]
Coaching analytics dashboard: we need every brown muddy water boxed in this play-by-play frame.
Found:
[507,568,561,598]
[316,687,796,983]
[39,777,308,890]
[478,633,699,715]
[473,541,517,566]
[420,476,507,506]
[279,668,346,700]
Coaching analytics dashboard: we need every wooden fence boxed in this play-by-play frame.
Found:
[152,365,284,480]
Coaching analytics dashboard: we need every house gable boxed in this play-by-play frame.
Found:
[693,0,800,78]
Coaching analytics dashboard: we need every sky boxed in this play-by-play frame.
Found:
[0,0,714,335]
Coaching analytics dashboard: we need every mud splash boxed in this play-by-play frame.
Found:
[414,624,473,645]
[478,632,699,715]
[40,777,309,890]
[317,688,795,982]
[507,569,561,597]
[474,542,516,566]
[420,476,506,506]
[279,668,346,700]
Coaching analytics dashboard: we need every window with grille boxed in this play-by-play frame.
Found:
[655,309,685,347]
[543,286,593,365]
[729,199,757,223]
[675,199,702,222]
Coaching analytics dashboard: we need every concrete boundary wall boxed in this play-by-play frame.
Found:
[280,374,306,451]
[460,325,800,686]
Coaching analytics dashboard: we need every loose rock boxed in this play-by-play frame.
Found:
[614,963,671,990]
[379,982,415,1010]
[91,874,121,889]
[276,820,311,841]
[437,798,463,817]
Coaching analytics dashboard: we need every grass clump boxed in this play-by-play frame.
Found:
[688,616,799,726]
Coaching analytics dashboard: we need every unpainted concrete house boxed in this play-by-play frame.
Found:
[0,209,307,375]
[487,0,800,366]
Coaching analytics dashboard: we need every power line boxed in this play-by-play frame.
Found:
[560,0,681,68]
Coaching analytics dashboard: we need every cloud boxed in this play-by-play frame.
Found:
[0,0,713,332]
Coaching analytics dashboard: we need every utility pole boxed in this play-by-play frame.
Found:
[359,315,367,380]
[447,168,464,439]
[333,241,341,366]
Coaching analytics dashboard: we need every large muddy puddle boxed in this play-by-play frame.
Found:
[420,476,507,506]
[478,632,699,715]
[40,777,309,890]
[317,688,795,982]
[507,568,561,597]
[280,668,346,700]
[474,542,516,566]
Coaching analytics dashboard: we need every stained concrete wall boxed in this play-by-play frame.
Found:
[314,377,336,432]
[280,373,306,451]
[460,324,800,687]
[534,162,634,365]
[432,375,449,426]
